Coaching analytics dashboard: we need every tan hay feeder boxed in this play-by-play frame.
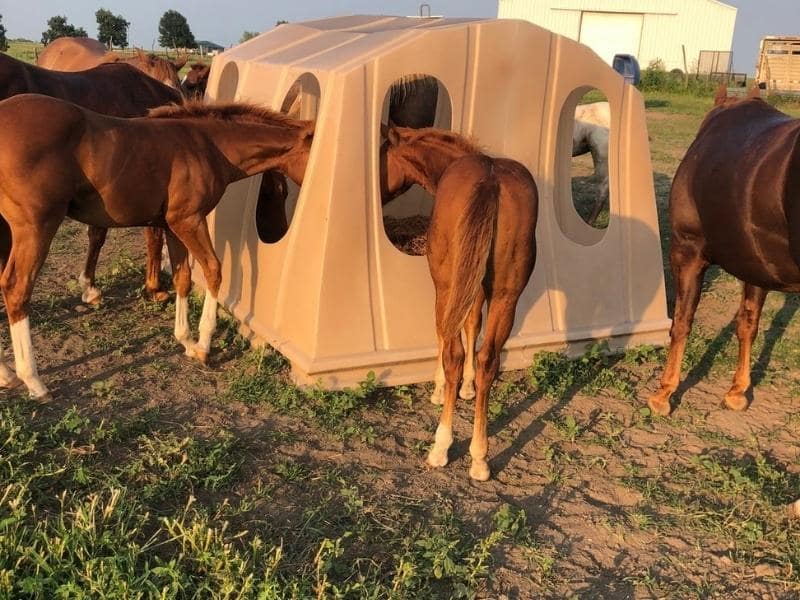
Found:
[199,15,670,388]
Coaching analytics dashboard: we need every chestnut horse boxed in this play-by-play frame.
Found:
[0,52,183,304]
[0,94,313,400]
[647,86,800,416]
[381,126,538,480]
[37,37,186,89]
[181,63,212,99]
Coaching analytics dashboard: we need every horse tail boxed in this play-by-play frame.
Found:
[439,158,499,340]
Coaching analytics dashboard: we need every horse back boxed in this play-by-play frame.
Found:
[36,37,107,71]
[672,100,800,289]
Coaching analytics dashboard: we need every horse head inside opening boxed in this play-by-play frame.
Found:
[381,75,451,256]
[569,88,610,232]
[255,72,319,245]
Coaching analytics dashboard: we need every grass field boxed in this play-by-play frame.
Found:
[4,40,800,597]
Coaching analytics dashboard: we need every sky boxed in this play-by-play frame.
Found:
[1,1,797,73]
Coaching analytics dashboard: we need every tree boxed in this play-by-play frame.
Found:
[0,14,7,52]
[276,20,289,26]
[41,15,88,45]
[158,10,195,49]
[95,8,129,48]
[240,31,258,43]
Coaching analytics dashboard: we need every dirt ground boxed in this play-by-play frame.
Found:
[3,93,800,598]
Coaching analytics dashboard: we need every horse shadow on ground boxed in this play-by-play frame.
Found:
[669,292,800,412]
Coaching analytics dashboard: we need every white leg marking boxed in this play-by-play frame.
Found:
[430,356,445,405]
[469,439,491,481]
[0,336,20,388]
[10,318,49,399]
[174,294,192,349]
[195,290,217,354]
[427,423,453,468]
[78,272,102,305]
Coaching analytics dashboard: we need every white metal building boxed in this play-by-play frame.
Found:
[498,0,737,72]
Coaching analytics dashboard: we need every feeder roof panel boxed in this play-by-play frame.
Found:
[222,15,501,73]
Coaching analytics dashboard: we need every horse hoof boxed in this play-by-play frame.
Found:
[647,394,673,416]
[724,391,749,411]
[427,448,449,468]
[430,391,444,405]
[184,345,208,364]
[81,287,102,305]
[469,461,491,482]
[32,391,53,403]
[150,290,170,303]
[0,373,21,389]
[459,384,476,401]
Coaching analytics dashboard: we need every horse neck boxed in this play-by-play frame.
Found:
[398,139,471,193]
[199,120,308,180]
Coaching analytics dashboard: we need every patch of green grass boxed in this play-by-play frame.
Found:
[621,449,800,575]
[226,348,396,442]
[1,402,545,598]
[528,342,636,401]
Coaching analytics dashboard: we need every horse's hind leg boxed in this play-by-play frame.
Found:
[469,293,519,481]
[427,332,464,468]
[724,283,767,411]
[79,226,106,305]
[144,227,169,302]
[647,241,709,416]
[459,291,484,400]
[430,336,445,405]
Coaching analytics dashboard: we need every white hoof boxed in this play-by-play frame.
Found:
[184,343,208,364]
[81,286,102,305]
[0,363,21,388]
[430,387,444,405]
[427,447,449,468]
[459,382,476,400]
[469,460,491,481]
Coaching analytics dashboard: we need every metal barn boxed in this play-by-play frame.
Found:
[498,0,737,73]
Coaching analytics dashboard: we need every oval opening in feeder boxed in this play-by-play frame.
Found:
[380,74,452,257]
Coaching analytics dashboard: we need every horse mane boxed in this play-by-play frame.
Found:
[405,127,482,155]
[390,73,439,101]
[148,100,311,128]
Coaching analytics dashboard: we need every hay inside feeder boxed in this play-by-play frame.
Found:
[383,215,430,256]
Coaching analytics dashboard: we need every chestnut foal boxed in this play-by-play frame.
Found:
[0,52,183,304]
[647,86,800,416]
[381,126,538,480]
[0,94,312,400]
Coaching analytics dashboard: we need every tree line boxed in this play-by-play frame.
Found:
[33,9,197,49]
[0,13,290,53]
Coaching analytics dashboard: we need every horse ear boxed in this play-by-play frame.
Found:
[173,54,189,69]
[747,85,761,99]
[387,126,401,147]
[713,84,728,106]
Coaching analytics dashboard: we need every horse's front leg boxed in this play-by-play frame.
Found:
[168,217,221,364]
[2,217,63,400]
[459,290,484,400]
[164,231,198,358]
[724,283,767,410]
[79,225,107,305]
